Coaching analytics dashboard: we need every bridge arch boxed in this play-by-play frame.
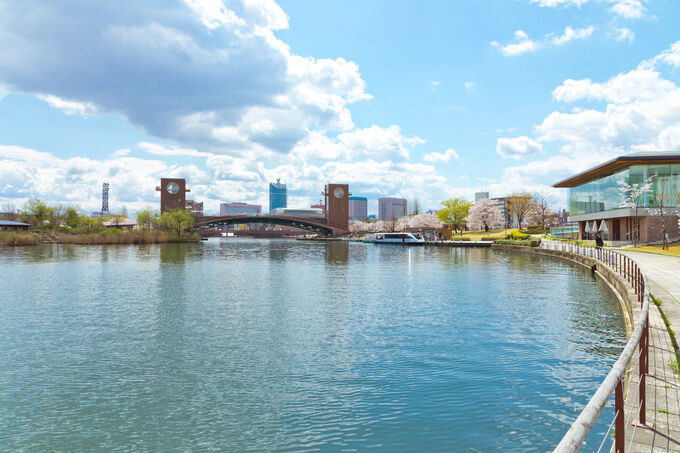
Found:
[194,215,344,236]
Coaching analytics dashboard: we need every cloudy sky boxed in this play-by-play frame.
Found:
[1,0,679,215]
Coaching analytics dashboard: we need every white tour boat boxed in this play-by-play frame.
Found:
[374,232,425,245]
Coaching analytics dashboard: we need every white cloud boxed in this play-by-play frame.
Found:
[614,27,635,43]
[609,0,646,19]
[530,0,648,19]
[551,26,594,46]
[640,41,680,70]
[36,94,98,117]
[0,145,58,163]
[464,81,477,91]
[552,69,676,103]
[491,30,539,56]
[493,40,680,204]
[112,148,131,157]
[138,142,212,158]
[430,81,440,89]
[0,138,454,214]
[496,136,543,159]
[0,0,371,156]
[423,148,460,163]
[531,0,589,6]
[492,26,594,57]
[292,125,425,162]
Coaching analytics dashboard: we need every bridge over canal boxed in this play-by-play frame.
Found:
[157,178,351,237]
[194,214,347,236]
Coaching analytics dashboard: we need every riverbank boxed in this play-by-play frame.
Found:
[0,230,201,246]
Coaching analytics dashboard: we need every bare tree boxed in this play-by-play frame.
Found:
[530,191,554,229]
[1,203,18,221]
[508,193,535,228]
[409,199,421,215]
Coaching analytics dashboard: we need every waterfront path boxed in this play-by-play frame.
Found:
[620,251,680,452]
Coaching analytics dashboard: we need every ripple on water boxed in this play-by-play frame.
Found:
[0,240,626,452]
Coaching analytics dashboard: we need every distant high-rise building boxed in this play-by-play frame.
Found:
[220,202,262,216]
[269,179,287,213]
[349,196,368,221]
[378,197,407,221]
[490,197,515,228]
[475,191,489,203]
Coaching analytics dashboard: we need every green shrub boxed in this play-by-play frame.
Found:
[453,237,471,241]
[494,239,541,247]
[506,230,531,240]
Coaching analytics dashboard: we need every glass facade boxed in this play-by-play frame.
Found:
[568,164,680,215]
[269,181,287,213]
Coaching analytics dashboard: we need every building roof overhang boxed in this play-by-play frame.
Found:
[552,151,680,188]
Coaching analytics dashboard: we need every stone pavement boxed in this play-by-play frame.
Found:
[621,251,680,452]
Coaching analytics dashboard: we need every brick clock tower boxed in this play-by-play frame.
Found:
[157,178,190,213]
[324,184,350,230]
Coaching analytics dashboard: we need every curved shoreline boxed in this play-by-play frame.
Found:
[492,244,636,337]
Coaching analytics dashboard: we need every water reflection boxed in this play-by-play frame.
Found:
[0,239,627,452]
[325,241,348,264]
[160,243,187,264]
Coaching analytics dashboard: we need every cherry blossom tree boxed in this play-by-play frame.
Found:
[396,213,442,230]
[618,175,655,247]
[466,198,502,232]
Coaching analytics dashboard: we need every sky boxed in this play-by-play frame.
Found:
[1,0,680,216]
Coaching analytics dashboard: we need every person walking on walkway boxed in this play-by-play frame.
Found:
[595,232,604,258]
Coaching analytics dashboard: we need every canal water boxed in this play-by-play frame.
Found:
[0,239,626,452]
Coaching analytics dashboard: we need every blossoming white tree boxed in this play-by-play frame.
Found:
[466,198,502,232]
[618,175,655,246]
[396,212,442,231]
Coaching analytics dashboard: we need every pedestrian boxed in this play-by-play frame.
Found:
[595,232,603,247]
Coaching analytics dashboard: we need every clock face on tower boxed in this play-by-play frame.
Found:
[166,182,180,194]
[333,187,344,198]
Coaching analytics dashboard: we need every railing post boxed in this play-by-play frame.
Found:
[639,320,647,426]
[616,378,625,453]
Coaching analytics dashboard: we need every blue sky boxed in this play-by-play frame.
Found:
[1,0,679,215]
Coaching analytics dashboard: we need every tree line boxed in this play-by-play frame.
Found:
[1,200,195,238]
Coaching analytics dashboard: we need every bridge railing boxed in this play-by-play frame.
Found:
[539,240,650,453]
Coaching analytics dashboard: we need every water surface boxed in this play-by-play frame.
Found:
[0,239,626,451]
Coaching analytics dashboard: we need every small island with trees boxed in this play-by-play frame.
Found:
[0,200,199,246]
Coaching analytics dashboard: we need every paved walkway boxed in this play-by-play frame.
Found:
[620,251,680,452]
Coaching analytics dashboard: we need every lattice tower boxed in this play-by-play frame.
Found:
[101,182,110,214]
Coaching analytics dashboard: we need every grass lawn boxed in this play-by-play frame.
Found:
[458,229,512,240]
[632,240,680,256]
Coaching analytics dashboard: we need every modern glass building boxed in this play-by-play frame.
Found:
[269,179,287,213]
[553,152,680,243]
